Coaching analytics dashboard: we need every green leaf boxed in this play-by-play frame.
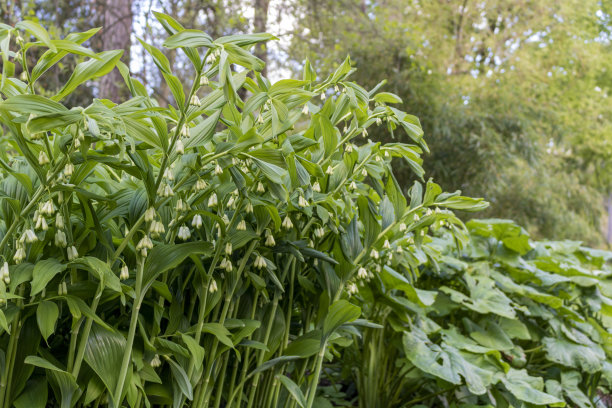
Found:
[31,259,67,296]
[84,324,125,405]
[163,29,213,49]
[501,368,565,407]
[402,328,494,395]
[69,257,121,293]
[166,358,193,400]
[201,322,234,348]
[322,299,361,338]
[0,94,67,115]
[16,20,57,52]
[53,50,123,101]
[181,333,205,369]
[543,336,604,373]
[36,300,59,342]
[277,375,307,408]
[14,377,48,408]
[373,92,403,104]
[143,242,213,293]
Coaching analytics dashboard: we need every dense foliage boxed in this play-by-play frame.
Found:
[288,0,612,246]
[0,15,610,408]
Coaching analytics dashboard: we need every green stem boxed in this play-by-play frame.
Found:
[305,343,327,408]
[0,285,25,408]
[71,285,102,377]
[245,291,280,408]
[113,258,144,404]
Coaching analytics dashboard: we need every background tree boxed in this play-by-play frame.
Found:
[97,0,133,101]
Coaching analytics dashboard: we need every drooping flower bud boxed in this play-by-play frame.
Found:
[158,183,174,198]
[256,182,265,193]
[181,125,190,138]
[195,179,207,191]
[2,262,9,284]
[192,214,203,229]
[176,139,185,155]
[225,242,233,256]
[347,283,358,295]
[326,165,334,175]
[312,181,321,192]
[214,163,223,175]
[175,198,186,212]
[200,76,209,86]
[282,216,293,230]
[298,195,308,207]
[245,202,254,214]
[302,104,309,115]
[208,193,218,208]
[38,151,50,165]
[67,245,78,261]
[64,162,74,177]
[357,267,368,279]
[54,230,67,248]
[149,220,165,237]
[265,230,275,247]
[120,265,129,280]
[151,354,162,368]
[254,255,266,269]
[55,213,64,229]
[13,247,26,263]
[209,279,218,293]
[370,249,379,260]
[23,229,38,243]
[399,223,407,232]
[178,226,191,241]
[314,227,325,239]
[383,240,391,249]
[144,207,156,222]
[163,168,174,181]
[237,220,247,231]
[190,95,201,106]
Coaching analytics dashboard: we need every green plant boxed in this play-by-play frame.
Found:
[0,14,486,408]
[345,218,612,407]
[1,14,610,408]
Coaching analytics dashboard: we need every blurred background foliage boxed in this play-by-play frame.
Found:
[3,0,612,246]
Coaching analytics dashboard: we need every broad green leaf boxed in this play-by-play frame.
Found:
[277,375,307,408]
[84,324,125,405]
[501,368,565,407]
[142,242,213,293]
[31,259,67,296]
[322,299,361,338]
[166,359,193,400]
[163,29,213,49]
[14,376,48,408]
[16,20,57,51]
[36,300,59,342]
[53,50,123,101]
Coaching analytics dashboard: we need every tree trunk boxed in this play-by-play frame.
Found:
[98,0,133,102]
[253,0,270,76]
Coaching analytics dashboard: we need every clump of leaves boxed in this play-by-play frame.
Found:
[0,14,485,408]
[346,218,612,407]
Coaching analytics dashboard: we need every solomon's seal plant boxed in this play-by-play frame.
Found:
[0,14,610,408]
